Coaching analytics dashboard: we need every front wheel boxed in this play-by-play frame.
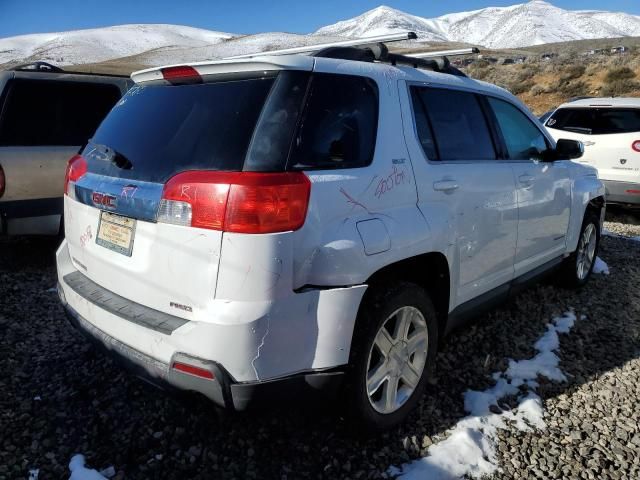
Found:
[346,282,438,431]
[559,210,600,288]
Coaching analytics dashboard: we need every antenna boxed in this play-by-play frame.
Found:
[411,48,479,59]
[224,32,417,60]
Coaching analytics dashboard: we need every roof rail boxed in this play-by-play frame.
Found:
[412,47,480,59]
[224,32,417,60]
[313,42,477,76]
[12,61,64,73]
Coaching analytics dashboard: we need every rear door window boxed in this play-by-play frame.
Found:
[289,73,378,170]
[411,87,497,161]
[546,108,640,135]
[0,79,121,146]
[487,97,549,160]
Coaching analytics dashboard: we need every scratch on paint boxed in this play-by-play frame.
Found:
[239,265,252,292]
[79,226,92,248]
[339,187,393,220]
[363,174,379,194]
[251,316,270,380]
[261,258,283,294]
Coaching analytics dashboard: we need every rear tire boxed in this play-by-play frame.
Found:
[559,210,600,288]
[346,282,438,431]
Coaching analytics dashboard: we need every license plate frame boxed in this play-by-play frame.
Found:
[96,211,136,257]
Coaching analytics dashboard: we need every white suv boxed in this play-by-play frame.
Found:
[544,97,640,206]
[56,45,605,430]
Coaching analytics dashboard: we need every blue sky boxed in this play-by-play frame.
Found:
[1,0,640,38]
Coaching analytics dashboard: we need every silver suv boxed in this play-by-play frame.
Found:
[0,62,130,236]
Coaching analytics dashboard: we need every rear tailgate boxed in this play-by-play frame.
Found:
[64,190,222,322]
[546,106,640,183]
[65,72,283,320]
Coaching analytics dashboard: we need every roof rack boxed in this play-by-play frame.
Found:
[223,32,479,76]
[411,48,480,59]
[9,61,130,79]
[12,61,64,73]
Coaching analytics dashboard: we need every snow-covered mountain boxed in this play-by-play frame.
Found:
[317,1,640,48]
[0,24,233,66]
[2,0,640,67]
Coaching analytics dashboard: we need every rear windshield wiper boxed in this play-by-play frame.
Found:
[86,143,133,170]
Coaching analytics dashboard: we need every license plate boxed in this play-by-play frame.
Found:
[96,212,136,256]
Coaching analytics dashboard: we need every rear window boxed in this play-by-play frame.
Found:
[288,74,378,170]
[546,107,640,135]
[0,79,121,146]
[86,74,278,182]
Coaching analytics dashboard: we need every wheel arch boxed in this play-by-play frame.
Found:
[361,252,451,335]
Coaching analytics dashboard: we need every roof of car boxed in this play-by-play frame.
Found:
[131,54,512,100]
[557,97,640,109]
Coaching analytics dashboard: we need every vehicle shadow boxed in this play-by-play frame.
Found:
[605,205,640,225]
[1,234,638,479]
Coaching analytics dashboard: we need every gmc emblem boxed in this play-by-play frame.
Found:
[92,192,117,209]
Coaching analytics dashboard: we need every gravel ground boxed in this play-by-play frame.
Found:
[1,209,639,480]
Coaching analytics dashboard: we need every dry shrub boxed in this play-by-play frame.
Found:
[529,84,546,96]
[561,64,586,82]
[605,67,636,83]
[600,79,640,97]
[509,79,535,95]
[558,80,589,98]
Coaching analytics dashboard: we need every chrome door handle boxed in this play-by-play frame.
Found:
[518,174,534,187]
[433,180,459,192]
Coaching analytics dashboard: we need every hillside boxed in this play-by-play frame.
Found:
[2,1,640,68]
[0,24,232,66]
[464,40,640,114]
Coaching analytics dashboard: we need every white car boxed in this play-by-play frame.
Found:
[544,97,640,206]
[56,40,605,430]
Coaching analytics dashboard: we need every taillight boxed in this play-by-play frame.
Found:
[161,65,202,84]
[171,362,215,380]
[158,171,311,234]
[632,141,640,152]
[64,155,88,199]
[0,164,5,199]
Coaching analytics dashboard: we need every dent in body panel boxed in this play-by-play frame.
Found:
[248,285,367,381]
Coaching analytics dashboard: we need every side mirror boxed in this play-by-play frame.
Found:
[555,139,584,160]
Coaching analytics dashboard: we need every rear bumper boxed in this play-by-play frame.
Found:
[56,239,365,408]
[59,283,345,410]
[603,179,640,205]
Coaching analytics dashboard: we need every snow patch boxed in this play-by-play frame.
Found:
[28,469,39,480]
[68,455,114,480]
[593,257,610,275]
[390,311,578,480]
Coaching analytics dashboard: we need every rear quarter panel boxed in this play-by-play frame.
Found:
[290,60,439,289]
[566,164,605,252]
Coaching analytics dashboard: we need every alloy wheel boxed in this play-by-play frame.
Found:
[365,306,429,414]
[576,223,597,280]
